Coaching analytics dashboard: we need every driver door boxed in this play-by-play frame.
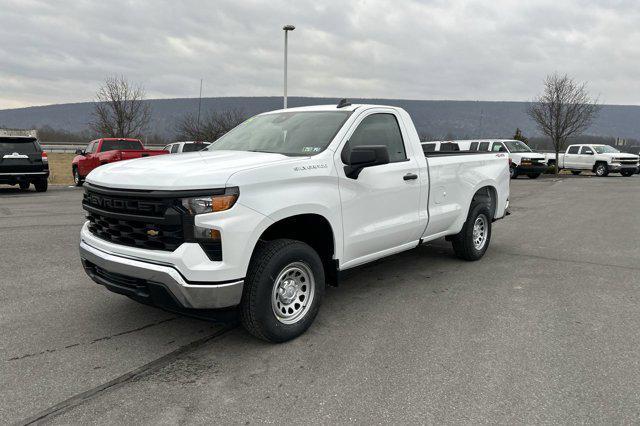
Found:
[334,110,422,267]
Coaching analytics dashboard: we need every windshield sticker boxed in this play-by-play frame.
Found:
[302,146,322,153]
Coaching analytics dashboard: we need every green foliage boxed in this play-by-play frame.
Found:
[513,128,529,145]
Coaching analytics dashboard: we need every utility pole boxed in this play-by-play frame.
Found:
[283,25,295,108]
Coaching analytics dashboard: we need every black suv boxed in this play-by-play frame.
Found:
[0,136,49,192]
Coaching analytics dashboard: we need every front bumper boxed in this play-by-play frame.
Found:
[608,164,639,173]
[80,240,243,309]
[515,164,547,174]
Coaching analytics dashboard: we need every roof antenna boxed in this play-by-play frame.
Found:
[337,98,351,108]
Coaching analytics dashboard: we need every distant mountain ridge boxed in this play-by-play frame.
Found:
[1,96,639,142]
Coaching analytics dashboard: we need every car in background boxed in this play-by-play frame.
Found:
[543,144,639,177]
[72,138,168,186]
[0,131,49,192]
[162,141,211,154]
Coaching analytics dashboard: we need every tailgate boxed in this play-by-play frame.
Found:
[0,138,46,174]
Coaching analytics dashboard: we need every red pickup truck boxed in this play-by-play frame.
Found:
[72,138,167,186]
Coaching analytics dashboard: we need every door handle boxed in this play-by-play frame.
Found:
[403,173,418,181]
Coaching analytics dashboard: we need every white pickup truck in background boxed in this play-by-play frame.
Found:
[79,102,510,342]
[422,139,548,179]
[544,144,640,176]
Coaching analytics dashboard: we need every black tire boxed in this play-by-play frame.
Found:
[594,163,609,177]
[34,179,48,192]
[73,167,84,186]
[19,181,30,190]
[240,239,325,343]
[527,173,541,179]
[451,202,492,261]
[571,171,581,175]
[509,166,518,179]
[621,170,634,177]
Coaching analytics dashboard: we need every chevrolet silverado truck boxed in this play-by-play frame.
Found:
[72,138,168,186]
[455,139,547,179]
[79,102,510,342]
[0,131,49,192]
[544,144,639,177]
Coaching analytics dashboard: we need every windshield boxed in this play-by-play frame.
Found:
[0,138,40,153]
[593,145,619,154]
[206,111,351,156]
[504,140,532,153]
[182,143,209,152]
[101,140,143,151]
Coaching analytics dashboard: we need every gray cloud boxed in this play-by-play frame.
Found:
[1,0,639,109]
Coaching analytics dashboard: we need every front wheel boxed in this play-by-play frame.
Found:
[73,167,84,186]
[19,181,30,190]
[240,239,325,343]
[527,173,541,179]
[594,163,609,177]
[451,202,492,261]
[509,166,518,179]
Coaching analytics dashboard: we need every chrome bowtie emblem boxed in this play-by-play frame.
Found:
[147,229,160,237]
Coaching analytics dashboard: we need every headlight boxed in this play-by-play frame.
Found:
[181,188,239,215]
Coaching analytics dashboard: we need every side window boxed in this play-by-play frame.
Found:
[492,142,505,152]
[579,146,593,154]
[171,145,179,153]
[422,143,435,152]
[346,113,407,162]
[162,145,170,151]
[470,142,478,151]
[568,146,580,154]
[479,142,489,151]
[85,142,94,153]
[441,142,459,151]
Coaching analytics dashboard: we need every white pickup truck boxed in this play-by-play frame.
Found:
[79,102,510,342]
[544,144,639,177]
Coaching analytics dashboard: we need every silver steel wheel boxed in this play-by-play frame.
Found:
[271,261,315,325]
[472,214,488,250]
[74,169,80,184]
[595,164,606,176]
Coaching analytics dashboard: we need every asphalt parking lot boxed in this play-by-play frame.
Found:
[1,175,639,424]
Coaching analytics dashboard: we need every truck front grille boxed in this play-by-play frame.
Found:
[87,212,183,251]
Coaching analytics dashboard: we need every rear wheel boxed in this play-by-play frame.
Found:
[240,239,325,342]
[571,171,581,175]
[73,167,83,186]
[19,181,30,190]
[594,163,609,177]
[451,202,492,261]
[527,173,541,179]
[34,179,48,192]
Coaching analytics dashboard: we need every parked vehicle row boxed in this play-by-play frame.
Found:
[162,141,211,154]
[423,139,640,178]
[0,132,49,192]
[78,102,510,342]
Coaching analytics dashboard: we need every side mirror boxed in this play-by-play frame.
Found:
[75,149,85,155]
[344,145,389,179]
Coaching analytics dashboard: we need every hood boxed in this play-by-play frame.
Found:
[607,153,639,159]
[86,150,293,190]
[511,152,546,160]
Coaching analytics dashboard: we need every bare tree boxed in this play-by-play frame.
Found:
[527,73,600,176]
[89,75,152,139]
[175,108,246,142]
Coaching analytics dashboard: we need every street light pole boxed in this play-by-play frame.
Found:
[283,25,295,109]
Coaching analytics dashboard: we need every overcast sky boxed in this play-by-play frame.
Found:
[1,0,639,109]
